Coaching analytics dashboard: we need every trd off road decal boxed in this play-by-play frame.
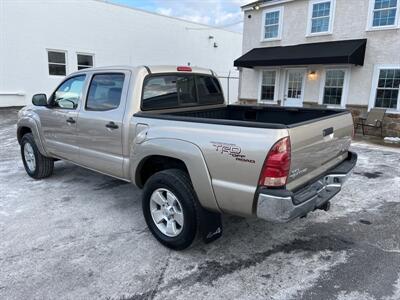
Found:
[211,142,255,164]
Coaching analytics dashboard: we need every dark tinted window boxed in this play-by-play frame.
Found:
[48,50,66,76]
[177,76,196,104]
[77,54,94,70]
[142,74,223,110]
[52,75,86,109]
[48,51,66,64]
[86,73,124,111]
[196,75,223,105]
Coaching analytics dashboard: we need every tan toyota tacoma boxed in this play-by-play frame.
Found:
[17,65,357,250]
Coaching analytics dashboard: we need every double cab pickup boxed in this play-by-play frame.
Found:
[17,65,357,250]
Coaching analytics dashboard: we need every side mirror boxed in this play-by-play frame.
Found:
[32,94,47,106]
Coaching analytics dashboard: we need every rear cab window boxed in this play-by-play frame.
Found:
[142,73,223,110]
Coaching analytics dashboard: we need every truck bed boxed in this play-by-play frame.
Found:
[134,104,353,194]
[136,105,348,129]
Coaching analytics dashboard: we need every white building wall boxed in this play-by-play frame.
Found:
[0,0,242,107]
[240,0,400,106]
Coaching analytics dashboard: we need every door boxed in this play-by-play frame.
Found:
[284,69,305,107]
[76,72,129,178]
[37,75,87,161]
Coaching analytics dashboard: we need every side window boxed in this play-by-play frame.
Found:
[86,73,125,111]
[52,75,86,109]
[196,75,223,104]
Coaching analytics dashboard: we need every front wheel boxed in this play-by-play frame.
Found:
[142,169,199,250]
[21,133,54,179]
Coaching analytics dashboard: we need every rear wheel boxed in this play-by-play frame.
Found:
[142,169,199,250]
[21,133,54,179]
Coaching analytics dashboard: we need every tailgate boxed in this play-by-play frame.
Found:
[286,112,353,191]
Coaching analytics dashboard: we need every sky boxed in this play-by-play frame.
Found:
[108,0,254,32]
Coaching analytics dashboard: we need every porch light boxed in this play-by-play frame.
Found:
[308,70,317,80]
[254,5,260,10]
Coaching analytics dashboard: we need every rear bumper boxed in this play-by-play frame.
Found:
[256,151,357,223]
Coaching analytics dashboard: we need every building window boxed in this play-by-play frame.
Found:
[307,0,335,35]
[77,54,94,70]
[260,70,277,101]
[48,50,66,76]
[368,0,399,29]
[374,69,400,109]
[323,70,345,105]
[373,0,398,26]
[262,7,283,40]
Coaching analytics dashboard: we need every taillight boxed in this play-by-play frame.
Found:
[258,137,291,188]
[177,66,192,72]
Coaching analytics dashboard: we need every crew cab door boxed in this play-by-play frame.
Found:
[76,71,130,178]
[38,75,87,161]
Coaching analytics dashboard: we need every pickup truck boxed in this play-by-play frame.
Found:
[17,65,357,250]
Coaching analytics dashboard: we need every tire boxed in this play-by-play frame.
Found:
[21,133,54,179]
[142,169,200,250]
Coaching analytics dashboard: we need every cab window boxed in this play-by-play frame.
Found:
[52,75,86,109]
[196,75,223,105]
[86,73,125,111]
[142,74,223,110]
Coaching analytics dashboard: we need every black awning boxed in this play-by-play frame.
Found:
[234,39,367,68]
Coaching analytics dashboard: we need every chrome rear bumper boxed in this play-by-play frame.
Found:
[256,151,357,223]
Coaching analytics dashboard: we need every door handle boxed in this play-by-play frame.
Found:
[66,117,76,124]
[105,121,119,129]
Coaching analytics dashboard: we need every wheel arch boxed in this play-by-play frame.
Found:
[17,118,48,156]
[135,155,189,188]
[131,138,220,212]
[17,126,32,144]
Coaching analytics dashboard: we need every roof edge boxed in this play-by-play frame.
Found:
[242,0,295,11]
[92,0,242,35]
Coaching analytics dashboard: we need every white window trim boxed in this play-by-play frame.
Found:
[318,67,350,108]
[306,0,336,37]
[261,6,284,42]
[47,49,68,77]
[368,64,400,113]
[366,0,400,31]
[258,68,281,103]
[76,52,95,70]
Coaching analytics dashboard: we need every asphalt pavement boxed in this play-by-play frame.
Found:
[1,108,400,300]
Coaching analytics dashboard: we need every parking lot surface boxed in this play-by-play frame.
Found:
[1,107,400,300]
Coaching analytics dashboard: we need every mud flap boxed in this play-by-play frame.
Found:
[199,207,223,244]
